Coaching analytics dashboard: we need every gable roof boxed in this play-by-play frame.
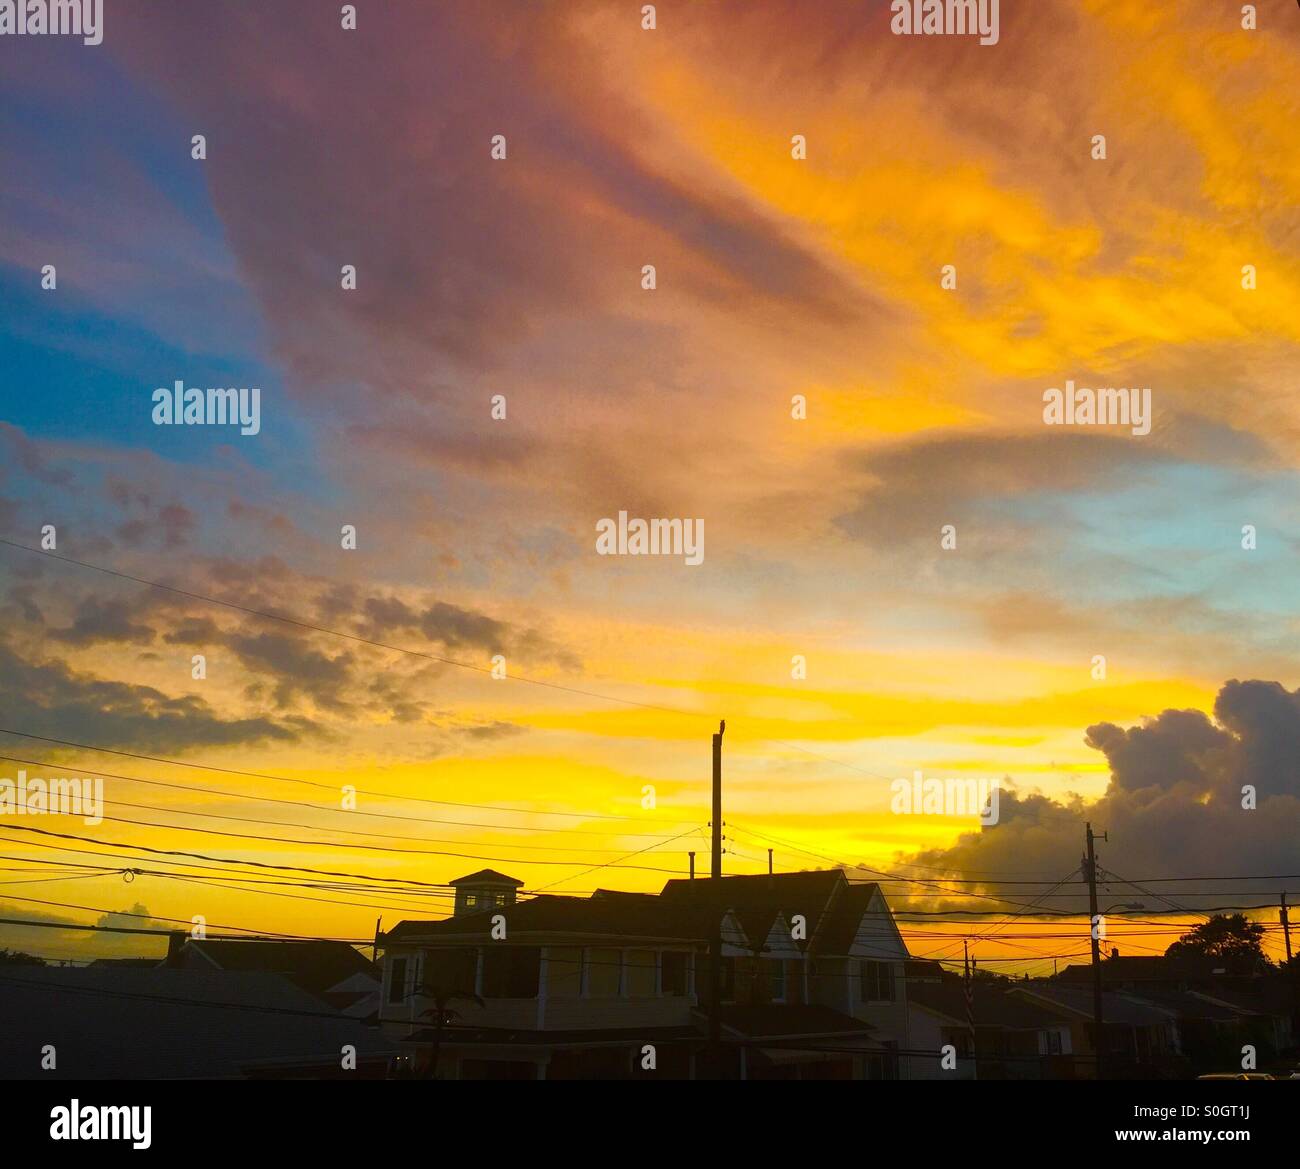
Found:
[812,882,891,955]
[659,870,849,951]
[449,869,525,887]
[183,939,375,997]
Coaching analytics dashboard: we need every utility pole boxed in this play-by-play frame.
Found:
[688,851,696,881]
[767,848,773,876]
[963,939,976,1082]
[1282,892,1292,961]
[1085,822,1106,1080]
[707,720,725,1079]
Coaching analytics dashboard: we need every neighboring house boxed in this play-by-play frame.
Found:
[378,867,911,1079]
[322,970,385,1020]
[905,982,1074,1080]
[165,936,380,1005]
[1013,982,1181,1078]
[0,967,397,1079]
[1053,954,1297,1074]
[1192,982,1298,1067]
[1058,954,1267,994]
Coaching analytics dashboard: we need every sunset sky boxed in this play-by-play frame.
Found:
[1,1,1298,969]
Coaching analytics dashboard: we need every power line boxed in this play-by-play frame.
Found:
[0,798,697,872]
[0,757,701,855]
[0,538,709,721]
[0,728,697,825]
[0,746,694,838]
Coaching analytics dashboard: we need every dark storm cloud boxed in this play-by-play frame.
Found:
[0,643,310,752]
[901,679,1300,915]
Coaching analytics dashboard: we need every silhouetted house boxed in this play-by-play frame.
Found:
[1192,981,1298,1064]
[1052,953,1296,1074]
[1012,982,1180,1078]
[1058,953,1266,993]
[0,967,397,1079]
[165,936,380,1006]
[905,983,1075,1080]
[1118,988,1276,1074]
[379,868,911,1079]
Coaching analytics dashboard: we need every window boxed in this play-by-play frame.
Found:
[587,947,621,997]
[719,957,736,1002]
[547,947,583,997]
[421,948,477,997]
[765,958,786,1002]
[625,950,656,997]
[1046,1029,1062,1056]
[859,960,895,1002]
[661,951,689,997]
[387,956,408,1004]
[481,946,540,999]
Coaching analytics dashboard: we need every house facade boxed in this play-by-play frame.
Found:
[378,867,913,1079]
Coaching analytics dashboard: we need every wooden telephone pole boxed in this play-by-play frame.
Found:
[1085,822,1106,1080]
[707,720,725,1077]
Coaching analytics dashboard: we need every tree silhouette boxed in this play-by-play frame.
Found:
[413,977,484,1080]
[1165,914,1268,965]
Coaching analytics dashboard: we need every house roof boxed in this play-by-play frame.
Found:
[1191,979,1298,1017]
[384,894,711,945]
[1059,955,1260,984]
[659,869,849,951]
[813,882,887,955]
[449,869,525,888]
[1016,983,1174,1026]
[712,1004,875,1039]
[385,868,905,960]
[1131,988,1259,1022]
[908,983,1067,1030]
[0,967,397,1078]
[183,939,376,997]
[403,1025,701,1047]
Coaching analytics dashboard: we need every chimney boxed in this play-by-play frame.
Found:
[164,931,188,968]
